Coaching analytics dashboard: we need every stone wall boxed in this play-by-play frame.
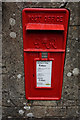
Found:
[0,1,2,120]
[2,2,80,120]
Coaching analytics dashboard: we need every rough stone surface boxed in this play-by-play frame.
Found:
[10,32,16,38]
[2,2,80,120]
[72,68,79,76]
[18,109,24,116]
[9,18,16,26]
[26,113,34,118]
[0,1,2,120]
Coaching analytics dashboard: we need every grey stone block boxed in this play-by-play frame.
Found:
[66,2,79,25]
[46,107,66,117]
[33,101,57,107]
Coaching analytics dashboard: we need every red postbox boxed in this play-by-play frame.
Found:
[22,8,69,100]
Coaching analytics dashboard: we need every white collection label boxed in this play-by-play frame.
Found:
[36,61,52,87]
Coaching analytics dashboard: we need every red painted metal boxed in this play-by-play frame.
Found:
[26,23,64,31]
[22,8,69,100]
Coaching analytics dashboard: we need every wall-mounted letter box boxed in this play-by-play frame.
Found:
[22,8,69,100]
